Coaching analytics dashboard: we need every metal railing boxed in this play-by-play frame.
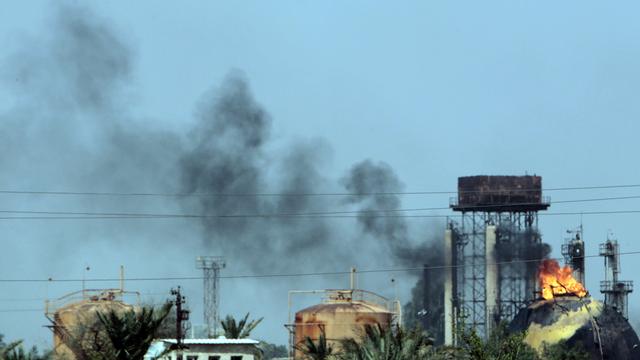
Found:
[45,289,141,316]
[449,196,551,209]
[599,242,617,256]
[321,289,400,315]
[600,280,633,293]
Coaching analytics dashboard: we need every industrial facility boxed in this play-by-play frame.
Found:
[287,288,401,359]
[45,286,140,359]
[445,175,550,343]
[31,175,640,359]
[441,174,640,358]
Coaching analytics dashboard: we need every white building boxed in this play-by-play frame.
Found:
[145,338,262,360]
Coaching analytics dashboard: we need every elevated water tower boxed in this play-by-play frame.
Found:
[444,175,550,344]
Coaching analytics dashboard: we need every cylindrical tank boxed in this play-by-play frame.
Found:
[293,290,394,359]
[51,291,134,359]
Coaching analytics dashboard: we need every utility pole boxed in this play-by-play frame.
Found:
[196,256,225,338]
[171,287,189,348]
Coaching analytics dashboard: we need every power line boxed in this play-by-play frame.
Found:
[0,183,639,198]
[0,194,638,220]
[0,292,169,302]
[0,252,636,313]
[1,250,639,284]
[2,209,640,221]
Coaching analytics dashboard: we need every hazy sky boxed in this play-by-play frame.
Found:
[1,1,640,349]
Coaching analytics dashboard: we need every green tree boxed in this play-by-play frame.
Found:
[50,303,172,360]
[296,327,334,360]
[220,313,263,339]
[0,335,22,359]
[0,335,51,360]
[96,303,172,360]
[459,323,536,360]
[258,341,288,360]
[3,345,51,360]
[339,324,435,360]
[541,340,589,360]
[456,323,589,360]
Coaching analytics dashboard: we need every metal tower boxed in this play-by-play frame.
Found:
[599,237,633,319]
[445,175,549,344]
[562,226,586,285]
[196,256,226,338]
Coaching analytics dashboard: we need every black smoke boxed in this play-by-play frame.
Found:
[0,4,182,196]
[341,161,445,340]
[180,73,271,239]
[178,73,350,272]
[0,4,446,347]
[341,160,431,267]
[495,225,552,286]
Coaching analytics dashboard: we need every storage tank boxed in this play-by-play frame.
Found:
[47,290,135,360]
[509,296,640,359]
[291,290,397,359]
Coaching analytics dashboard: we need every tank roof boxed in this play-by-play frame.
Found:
[451,175,550,212]
[296,300,391,315]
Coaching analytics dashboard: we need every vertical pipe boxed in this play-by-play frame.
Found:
[119,265,125,293]
[444,227,454,346]
[485,225,498,335]
[350,267,356,290]
[573,239,585,285]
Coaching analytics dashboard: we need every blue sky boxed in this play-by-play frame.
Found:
[1,1,640,349]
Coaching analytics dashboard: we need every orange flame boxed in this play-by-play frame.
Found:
[538,259,587,300]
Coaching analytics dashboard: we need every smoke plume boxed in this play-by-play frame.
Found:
[0,4,441,346]
[341,160,430,266]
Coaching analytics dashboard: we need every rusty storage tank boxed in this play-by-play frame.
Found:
[292,289,398,359]
[46,289,136,360]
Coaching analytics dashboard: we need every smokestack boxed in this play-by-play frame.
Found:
[485,225,498,333]
[444,225,455,346]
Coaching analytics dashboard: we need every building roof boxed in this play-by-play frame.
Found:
[160,338,260,345]
[145,338,260,359]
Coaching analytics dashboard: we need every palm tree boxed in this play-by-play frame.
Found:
[0,336,23,359]
[220,313,263,339]
[295,327,334,360]
[0,335,50,360]
[3,346,51,360]
[97,302,173,360]
[50,303,172,360]
[0,335,22,359]
[339,324,435,360]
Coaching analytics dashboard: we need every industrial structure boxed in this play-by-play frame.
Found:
[562,226,586,285]
[287,270,401,359]
[287,289,400,359]
[510,295,640,359]
[599,236,634,319]
[445,175,550,344]
[196,256,226,338]
[45,268,140,359]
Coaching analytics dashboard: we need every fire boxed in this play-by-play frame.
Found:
[538,259,587,300]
